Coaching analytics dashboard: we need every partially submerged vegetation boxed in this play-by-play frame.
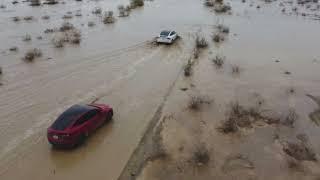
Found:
[118,5,130,17]
[212,54,225,68]
[130,0,144,8]
[103,11,115,24]
[188,94,212,110]
[23,48,42,62]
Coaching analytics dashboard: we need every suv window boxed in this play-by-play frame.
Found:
[74,109,99,126]
[170,31,176,36]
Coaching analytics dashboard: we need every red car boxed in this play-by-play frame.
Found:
[47,104,113,147]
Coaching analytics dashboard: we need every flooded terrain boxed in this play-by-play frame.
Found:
[0,0,320,179]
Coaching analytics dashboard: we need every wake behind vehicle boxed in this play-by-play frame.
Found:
[156,30,178,44]
[47,104,113,148]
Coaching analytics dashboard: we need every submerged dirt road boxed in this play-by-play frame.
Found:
[1,0,320,179]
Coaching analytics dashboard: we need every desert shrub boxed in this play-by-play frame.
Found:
[12,16,21,22]
[23,16,34,21]
[204,0,215,6]
[130,0,144,8]
[282,141,317,161]
[9,46,18,51]
[44,28,55,33]
[217,24,230,33]
[188,95,212,110]
[23,34,32,41]
[103,11,115,24]
[62,14,73,19]
[30,0,40,6]
[60,22,74,32]
[0,4,6,8]
[213,33,224,43]
[195,35,208,48]
[41,15,50,20]
[23,48,42,62]
[231,65,240,74]
[75,10,82,17]
[37,36,42,40]
[193,47,200,59]
[45,0,58,5]
[52,37,64,48]
[192,145,210,166]
[0,67,2,74]
[69,30,81,44]
[88,21,95,27]
[118,5,130,17]
[282,108,298,127]
[92,7,102,14]
[184,59,193,76]
[212,55,225,68]
[214,4,231,13]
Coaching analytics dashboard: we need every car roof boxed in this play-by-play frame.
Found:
[50,104,96,130]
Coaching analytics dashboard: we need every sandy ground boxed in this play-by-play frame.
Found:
[0,0,320,179]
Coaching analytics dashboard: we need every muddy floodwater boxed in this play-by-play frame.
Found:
[1,0,320,179]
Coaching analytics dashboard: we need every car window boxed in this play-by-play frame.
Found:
[74,109,99,126]
[160,31,170,36]
[170,31,176,36]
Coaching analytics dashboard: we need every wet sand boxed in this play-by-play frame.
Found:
[1,0,320,179]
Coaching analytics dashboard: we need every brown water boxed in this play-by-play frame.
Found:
[0,0,320,179]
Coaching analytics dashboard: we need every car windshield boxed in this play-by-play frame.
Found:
[51,104,96,130]
[160,31,170,36]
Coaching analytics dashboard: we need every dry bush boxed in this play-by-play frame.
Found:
[214,3,231,13]
[45,0,58,5]
[88,21,95,27]
[217,24,230,34]
[204,0,215,7]
[41,15,50,20]
[0,67,2,74]
[0,4,6,9]
[217,102,269,133]
[213,33,224,43]
[23,48,42,62]
[23,16,34,21]
[52,37,64,48]
[193,47,200,59]
[282,141,317,161]
[184,59,193,77]
[30,0,41,6]
[282,108,298,127]
[69,30,81,44]
[44,28,55,33]
[92,7,102,15]
[188,95,212,110]
[192,145,210,166]
[118,5,130,17]
[12,16,21,22]
[75,10,82,17]
[103,11,115,24]
[195,35,208,48]
[60,22,74,32]
[9,46,18,51]
[37,36,42,40]
[62,14,73,19]
[130,0,144,8]
[212,55,225,68]
[232,65,240,74]
[23,34,32,41]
